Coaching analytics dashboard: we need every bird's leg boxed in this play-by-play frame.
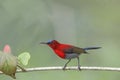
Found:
[63,59,71,70]
[77,57,81,71]
[17,65,26,72]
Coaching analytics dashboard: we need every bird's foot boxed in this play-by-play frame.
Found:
[78,67,81,71]
[62,66,67,70]
[78,65,81,71]
[63,67,66,70]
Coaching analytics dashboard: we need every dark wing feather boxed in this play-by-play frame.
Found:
[63,47,86,54]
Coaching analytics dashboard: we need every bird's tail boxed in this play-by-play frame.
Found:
[83,47,101,50]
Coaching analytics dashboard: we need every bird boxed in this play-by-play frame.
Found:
[40,40,101,70]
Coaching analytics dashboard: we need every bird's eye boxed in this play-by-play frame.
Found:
[47,40,53,44]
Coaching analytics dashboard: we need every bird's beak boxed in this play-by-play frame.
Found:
[40,42,47,44]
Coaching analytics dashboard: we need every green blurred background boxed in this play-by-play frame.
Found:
[0,0,120,80]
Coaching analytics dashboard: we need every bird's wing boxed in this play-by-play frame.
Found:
[63,47,86,54]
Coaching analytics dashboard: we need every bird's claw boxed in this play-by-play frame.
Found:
[78,67,81,71]
[78,65,81,71]
[63,68,66,70]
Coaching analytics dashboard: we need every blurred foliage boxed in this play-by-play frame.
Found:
[0,0,120,80]
[18,52,31,66]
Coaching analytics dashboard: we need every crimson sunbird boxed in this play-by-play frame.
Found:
[40,40,101,70]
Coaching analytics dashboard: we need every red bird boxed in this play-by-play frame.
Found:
[40,40,101,70]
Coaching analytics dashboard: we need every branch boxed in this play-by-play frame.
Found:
[0,66,120,74]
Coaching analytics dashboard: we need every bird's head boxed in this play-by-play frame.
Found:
[40,40,60,49]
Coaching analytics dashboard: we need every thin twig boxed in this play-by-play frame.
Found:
[0,66,120,74]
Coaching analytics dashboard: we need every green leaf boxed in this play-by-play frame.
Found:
[18,52,31,66]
